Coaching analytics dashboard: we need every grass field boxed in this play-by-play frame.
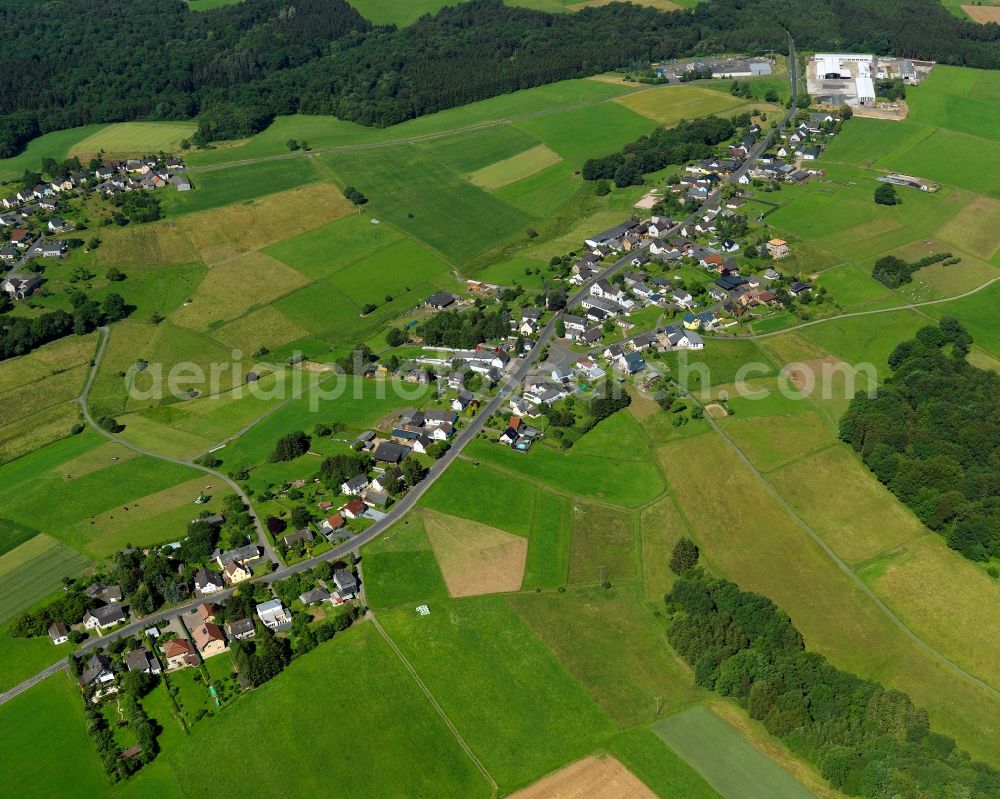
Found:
[606,728,722,799]
[465,437,665,507]
[363,514,450,609]
[615,84,773,126]
[522,490,572,588]
[160,157,321,217]
[347,0,461,25]
[0,534,92,623]
[0,333,97,461]
[469,144,563,190]
[0,429,227,564]
[718,411,832,473]
[568,502,636,584]
[3,625,493,799]
[640,496,691,602]
[658,433,1000,762]
[185,80,632,169]
[0,673,111,798]
[323,143,535,263]
[171,251,310,331]
[68,122,195,158]
[653,706,814,799]
[769,446,927,566]
[380,596,616,791]
[0,518,39,557]
[509,586,704,727]
[421,459,536,536]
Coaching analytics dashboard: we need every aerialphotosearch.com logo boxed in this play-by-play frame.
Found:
[123,347,878,411]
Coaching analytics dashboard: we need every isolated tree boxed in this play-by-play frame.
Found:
[102,293,127,322]
[343,186,368,206]
[290,506,312,529]
[874,183,900,206]
[385,326,405,347]
[268,431,311,462]
[670,537,700,575]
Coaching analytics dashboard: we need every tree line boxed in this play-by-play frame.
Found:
[582,114,736,187]
[3,0,1000,157]
[839,318,1000,562]
[665,542,1000,797]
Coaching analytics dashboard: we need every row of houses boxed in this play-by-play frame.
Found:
[76,568,360,700]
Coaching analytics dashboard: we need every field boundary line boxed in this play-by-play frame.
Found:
[369,614,499,794]
[698,397,1000,701]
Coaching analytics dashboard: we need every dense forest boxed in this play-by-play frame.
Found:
[2,0,1000,156]
[839,318,1000,563]
[666,561,1000,797]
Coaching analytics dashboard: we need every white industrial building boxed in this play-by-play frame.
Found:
[808,53,875,106]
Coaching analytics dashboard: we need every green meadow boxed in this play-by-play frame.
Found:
[159,157,322,216]
[464,435,665,507]
[379,596,617,791]
[1,626,493,799]
[420,459,536,536]
[185,78,633,168]
[607,728,722,799]
[363,514,450,609]
[653,706,814,799]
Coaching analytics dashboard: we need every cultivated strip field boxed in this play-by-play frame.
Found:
[653,706,814,799]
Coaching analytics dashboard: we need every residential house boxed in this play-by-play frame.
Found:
[682,313,701,331]
[162,638,199,670]
[789,280,813,296]
[452,390,474,412]
[225,619,256,640]
[216,544,261,570]
[630,332,657,352]
[341,474,369,496]
[222,561,251,585]
[411,433,432,455]
[124,648,160,674]
[48,622,69,645]
[281,528,314,548]
[194,566,224,595]
[662,325,704,350]
[83,604,126,631]
[672,290,694,308]
[300,587,331,605]
[192,622,227,657]
[341,498,367,519]
[47,217,69,233]
[256,599,291,629]
[616,350,647,374]
[372,468,401,493]
[84,582,122,605]
[333,569,358,600]
[321,514,346,534]
[424,409,457,427]
[79,654,116,691]
[762,268,781,282]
